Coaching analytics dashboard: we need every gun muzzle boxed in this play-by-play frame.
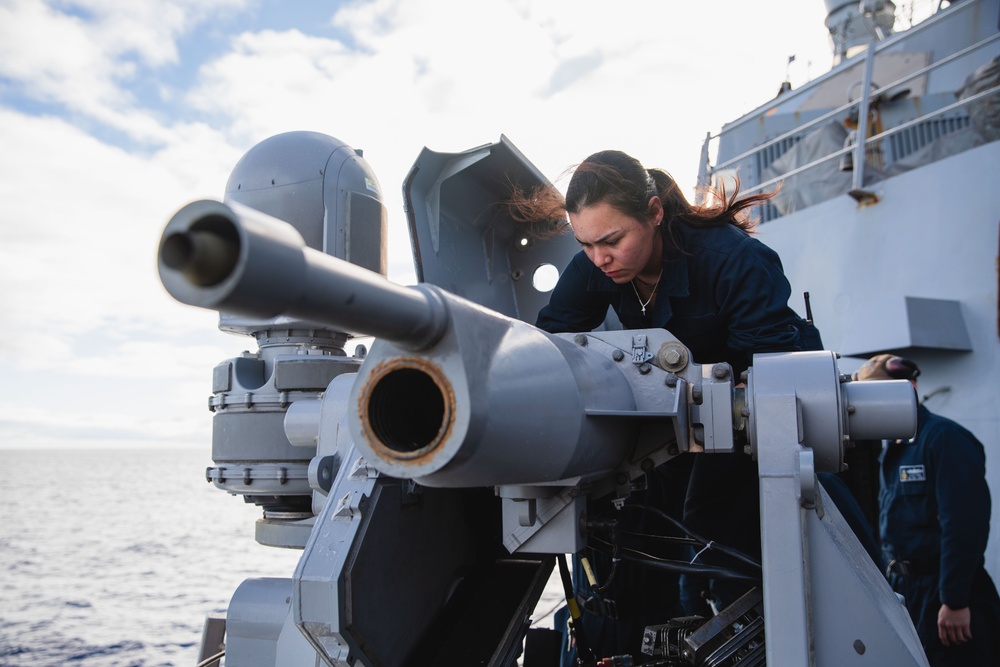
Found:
[158,199,448,349]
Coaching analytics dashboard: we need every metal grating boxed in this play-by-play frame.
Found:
[887,114,972,162]
[754,135,803,174]
[753,135,803,224]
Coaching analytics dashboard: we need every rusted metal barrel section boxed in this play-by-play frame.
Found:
[346,307,644,488]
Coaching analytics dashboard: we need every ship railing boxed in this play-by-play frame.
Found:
[703,0,982,158]
[698,0,1000,217]
[744,70,998,199]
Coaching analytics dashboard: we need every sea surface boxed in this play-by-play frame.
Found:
[0,448,563,667]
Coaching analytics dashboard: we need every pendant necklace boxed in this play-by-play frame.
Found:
[631,270,663,316]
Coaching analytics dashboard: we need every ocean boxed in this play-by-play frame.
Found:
[0,448,563,667]
[0,448,305,667]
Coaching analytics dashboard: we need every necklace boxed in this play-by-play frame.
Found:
[631,270,663,315]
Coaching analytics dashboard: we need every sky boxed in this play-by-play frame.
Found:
[0,0,845,450]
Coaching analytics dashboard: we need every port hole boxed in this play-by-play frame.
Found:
[532,263,559,292]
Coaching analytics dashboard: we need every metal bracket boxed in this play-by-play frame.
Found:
[631,334,654,365]
[798,448,818,511]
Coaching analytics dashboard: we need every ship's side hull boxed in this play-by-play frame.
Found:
[757,140,1000,573]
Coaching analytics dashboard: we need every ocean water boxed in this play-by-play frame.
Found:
[0,448,564,667]
[0,448,303,667]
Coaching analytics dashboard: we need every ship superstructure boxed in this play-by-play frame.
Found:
[699,0,1000,571]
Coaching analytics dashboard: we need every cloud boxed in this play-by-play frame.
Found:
[0,109,239,347]
[0,0,837,448]
[0,0,250,142]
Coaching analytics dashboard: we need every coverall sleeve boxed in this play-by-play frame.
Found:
[713,236,802,360]
[932,421,991,609]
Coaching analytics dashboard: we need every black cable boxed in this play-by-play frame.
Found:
[587,518,620,594]
[616,503,763,573]
[619,543,761,583]
[584,501,763,581]
[587,533,760,582]
[617,528,700,549]
[557,553,598,664]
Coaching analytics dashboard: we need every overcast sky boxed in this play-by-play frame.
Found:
[0,0,844,450]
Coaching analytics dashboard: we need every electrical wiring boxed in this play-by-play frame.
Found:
[617,503,763,572]
[581,501,763,590]
[587,534,761,583]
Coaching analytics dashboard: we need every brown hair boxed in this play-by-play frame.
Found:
[509,150,775,244]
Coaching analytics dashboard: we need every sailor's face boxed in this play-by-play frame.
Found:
[570,201,661,283]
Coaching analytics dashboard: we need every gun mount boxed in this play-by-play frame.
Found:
[162,134,929,667]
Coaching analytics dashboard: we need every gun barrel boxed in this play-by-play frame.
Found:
[157,199,448,349]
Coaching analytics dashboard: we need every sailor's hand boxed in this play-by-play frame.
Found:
[938,604,971,646]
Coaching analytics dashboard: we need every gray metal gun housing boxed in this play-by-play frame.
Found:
[158,198,681,491]
[159,195,926,667]
[159,198,915,490]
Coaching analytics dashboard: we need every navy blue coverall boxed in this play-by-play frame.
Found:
[537,221,821,662]
[880,403,1000,666]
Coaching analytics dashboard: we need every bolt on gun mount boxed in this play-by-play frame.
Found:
[159,198,927,666]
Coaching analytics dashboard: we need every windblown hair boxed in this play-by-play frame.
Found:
[508,150,775,244]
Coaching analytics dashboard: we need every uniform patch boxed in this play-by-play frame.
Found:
[899,465,926,482]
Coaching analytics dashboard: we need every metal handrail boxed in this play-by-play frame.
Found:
[708,30,1000,177]
[739,81,1000,197]
[852,41,878,193]
[708,0,978,141]
[699,0,1000,202]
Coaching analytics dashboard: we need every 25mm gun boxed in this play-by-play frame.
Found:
[159,133,928,667]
